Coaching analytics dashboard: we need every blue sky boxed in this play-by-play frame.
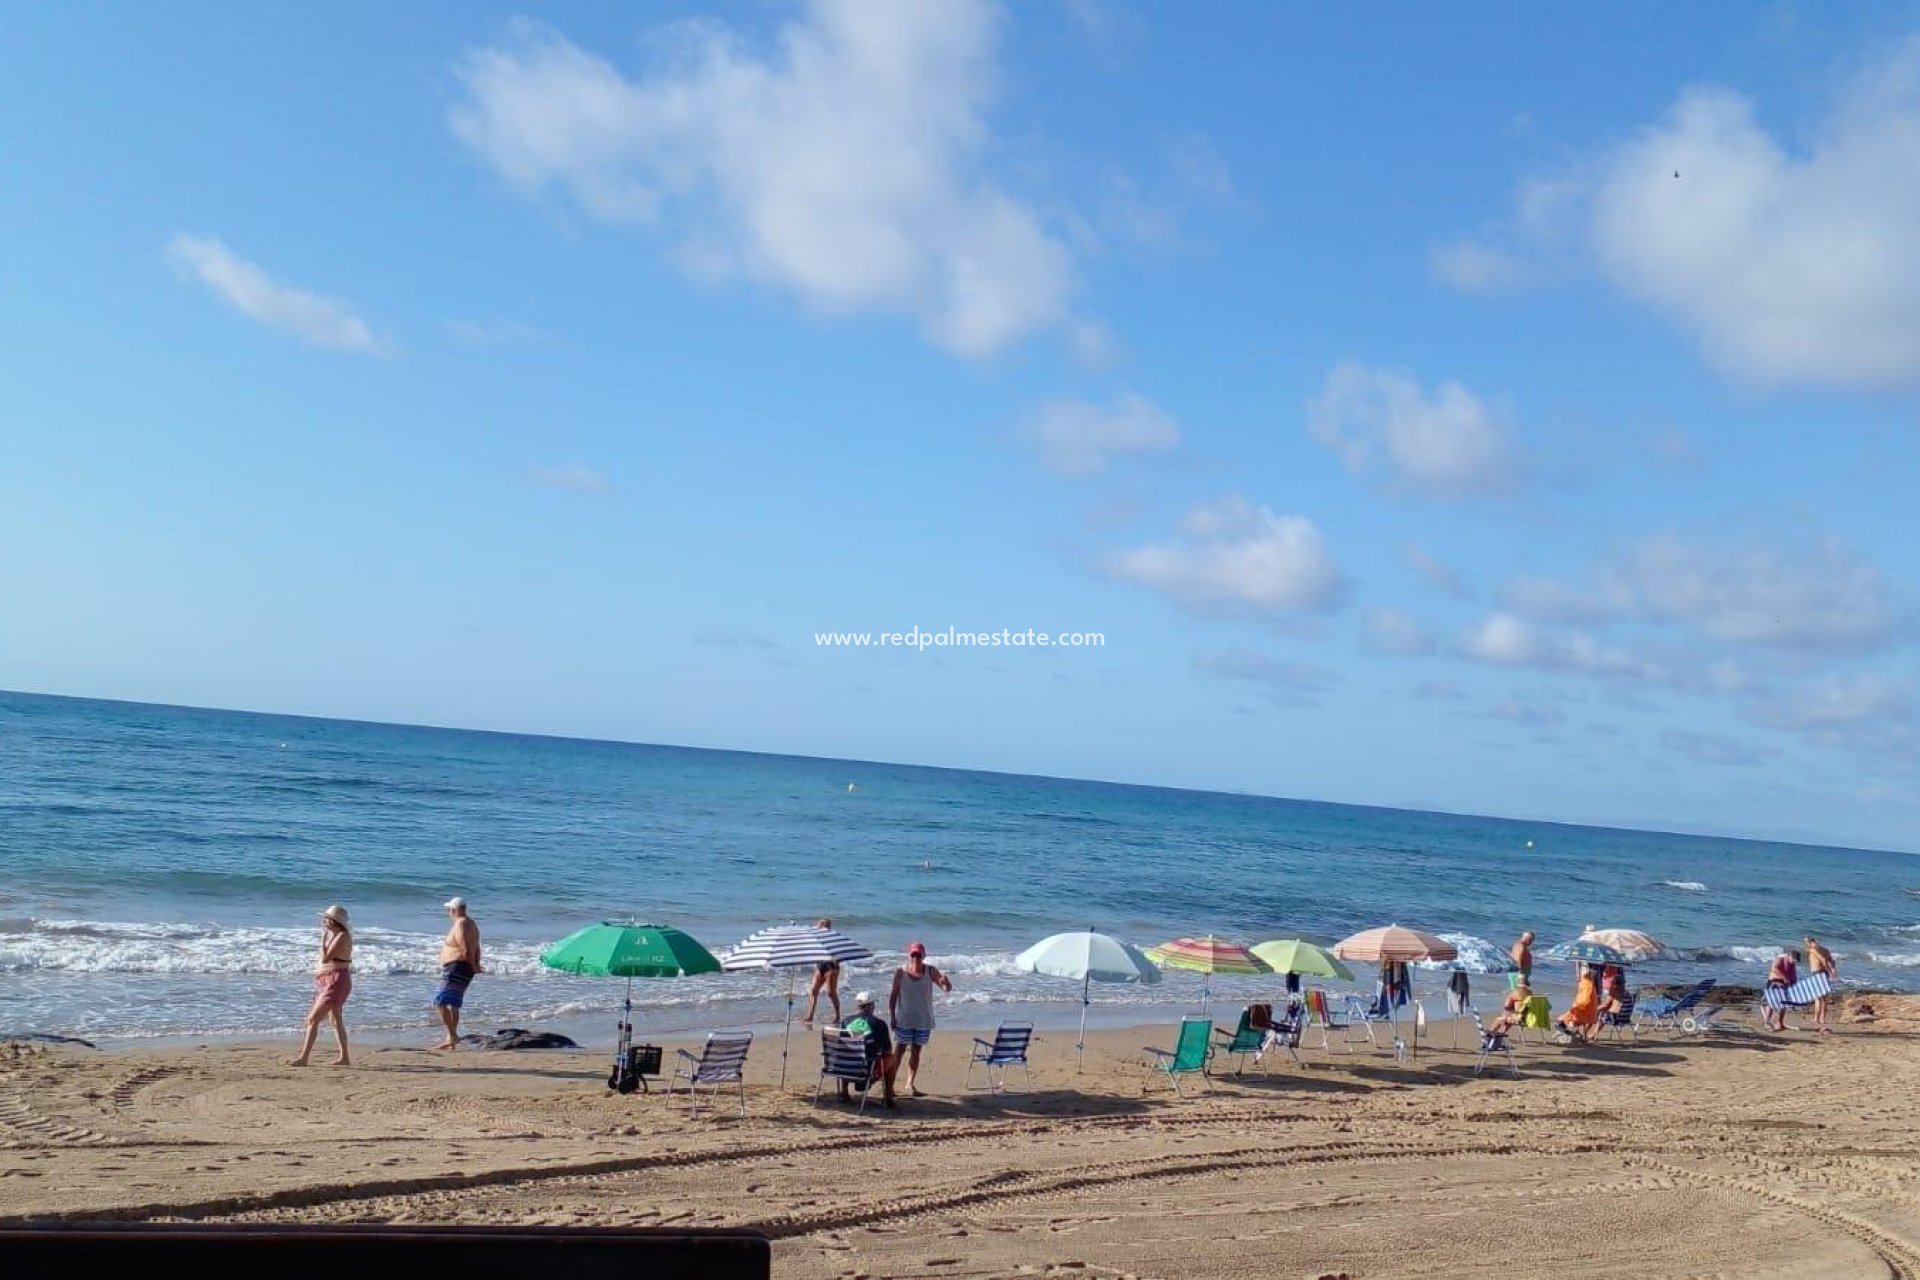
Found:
[5,2,1920,850]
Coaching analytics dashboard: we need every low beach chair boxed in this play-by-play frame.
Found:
[1470,1010,1518,1078]
[670,1030,753,1117]
[1519,995,1554,1045]
[1599,993,1638,1042]
[813,1028,879,1115]
[1638,980,1716,1035]
[1343,992,1394,1049]
[1215,1005,1289,1076]
[965,1021,1034,1093]
[1303,989,1347,1056]
[1145,1016,1213,1096]
[1760,971,1833,1029]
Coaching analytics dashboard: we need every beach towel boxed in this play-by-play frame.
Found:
[1762,971,1833,1009]
[1248,1003,1273,1030]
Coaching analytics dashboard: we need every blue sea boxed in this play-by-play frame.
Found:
[2,690,1917,1046]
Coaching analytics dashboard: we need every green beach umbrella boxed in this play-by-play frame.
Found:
[542,921,722,979]
[1250,938,1355,982]
[542,922,721,1090]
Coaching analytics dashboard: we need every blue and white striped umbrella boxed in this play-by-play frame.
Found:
[721,923,872,971]
[722,922,873,1087]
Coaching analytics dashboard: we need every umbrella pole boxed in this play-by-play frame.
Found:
[1078,971,1090,1072]
[780,968,795,1089]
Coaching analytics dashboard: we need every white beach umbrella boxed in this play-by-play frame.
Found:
[1014,928,1162,1070]
[723,923,873,1086]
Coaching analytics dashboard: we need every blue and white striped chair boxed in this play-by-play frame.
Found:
[1599,992,1638,1042]
[670,1030,753,1117]
[1471,1010,1518,1078]
[1761,971,1833,1022]
[1638,980,1716,1035]
[1343,992,1395,1049]
[965,1022,1034,1093]
[813,1029,880,1115]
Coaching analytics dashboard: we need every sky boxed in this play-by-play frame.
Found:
[4,2,1920,852]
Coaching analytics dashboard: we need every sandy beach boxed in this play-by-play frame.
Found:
[3,996,1919,1278]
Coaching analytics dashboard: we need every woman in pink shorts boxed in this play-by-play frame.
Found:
[288,904,354,1066]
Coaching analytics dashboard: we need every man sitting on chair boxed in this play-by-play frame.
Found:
[840,991,897,1109]
[1489,980,1532,1037]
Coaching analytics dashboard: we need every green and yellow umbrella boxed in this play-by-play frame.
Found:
[1146,935,1270,1011]
[1249,938,1354,982]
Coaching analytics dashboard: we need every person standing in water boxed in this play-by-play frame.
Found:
[889,941,952,1097]
[288,905,353,1067]
[434,897,482,1050]
[802,917,842,1026]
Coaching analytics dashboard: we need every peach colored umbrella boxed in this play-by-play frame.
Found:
[1331,925,1458,964]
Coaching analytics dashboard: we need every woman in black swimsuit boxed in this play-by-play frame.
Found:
[802,917,842,1025]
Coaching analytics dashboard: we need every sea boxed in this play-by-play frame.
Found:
[3,690,1917,1048]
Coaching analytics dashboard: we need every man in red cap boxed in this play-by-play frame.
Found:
[888,941,952,1097]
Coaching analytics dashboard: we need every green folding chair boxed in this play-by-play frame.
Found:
[1145,1015,1213,1095]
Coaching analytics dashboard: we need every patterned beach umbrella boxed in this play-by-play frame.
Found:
[722,923,874,1087]
[1579,928,1664,960]
[1545,938,1631,966]
[1146,936,1270,976]
[1015,928,1161,1069]
[1250,938,1354,982]
[1331,925,1458,964]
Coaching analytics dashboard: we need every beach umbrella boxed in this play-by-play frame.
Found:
[1331,925,1458,964]
[721,922,873,1086]
[1015,928,1161,1069]
[1331,926,1456,1061]
[1250,938,1355,982]
[1146,935,1269,1011]
[1579,928,1664,961]
[541,922,721,1090]
[1544,939,1630,967]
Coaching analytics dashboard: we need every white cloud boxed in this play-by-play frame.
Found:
[1459,612,1672,684]
[1307,361,1519,499]
[530,465,611,494]
[1749,673,1917,759]
[1108,496,1344,616]
[1500,534,1904,652]
[1193,648,1340,706]
[166,235,383,354]
[1405,543,1473,599]
[1024,392,1179,475]
[1428,240,1528,293]
[1361,608,1436,657]
[1452,39,1920,388]
[449,5,1078,358]
[1662,729,1776,767]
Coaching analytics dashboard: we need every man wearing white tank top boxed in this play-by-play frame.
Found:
[888,941,953,1097]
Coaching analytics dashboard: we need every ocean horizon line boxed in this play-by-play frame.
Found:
[6,685,1909,859]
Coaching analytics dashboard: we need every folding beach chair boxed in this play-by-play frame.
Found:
[1519,995,1554,1045]
[1637,980,1716,1035]
[965,1021,1034,1093]
[1214,1005,1300,1075]
[1145,1016,1213,1096]
[1343,992,1395,1049]
[1598,992,1638,1042]
[1303,989,1347,1056]
[670,1030,753,1117]
[813,1028,880,1115]
[1470,1010,1518,1078]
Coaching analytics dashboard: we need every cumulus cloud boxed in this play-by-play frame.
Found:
[1748,673,1917,759]
[1447,38,1920,388]
[1459,613,1675,684]
[1307,361,1520,499]
[167,235,383,354]
[449,4,1078,357]
[1193,648,1340,706]
[1361,608,1436,657]
[1500,534,1904,652]
[1024,392,1179,475]
[530,466,612,494]
[1108,496,1344,616]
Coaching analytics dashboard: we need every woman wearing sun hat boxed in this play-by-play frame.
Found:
[287,904,354,1067]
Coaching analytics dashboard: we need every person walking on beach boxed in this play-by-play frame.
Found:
[889,941,951,1097]
[1806,936,1837,1034]
[1509,931,1534,990]
[288,905,353,1067]
[1764,947,1800,1032]
[434,897,482,1050]
[802,917,842,1026]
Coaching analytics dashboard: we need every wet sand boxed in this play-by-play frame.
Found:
[4,995,1919,1278]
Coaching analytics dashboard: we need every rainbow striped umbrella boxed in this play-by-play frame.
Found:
[1146,936,1270,1011]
